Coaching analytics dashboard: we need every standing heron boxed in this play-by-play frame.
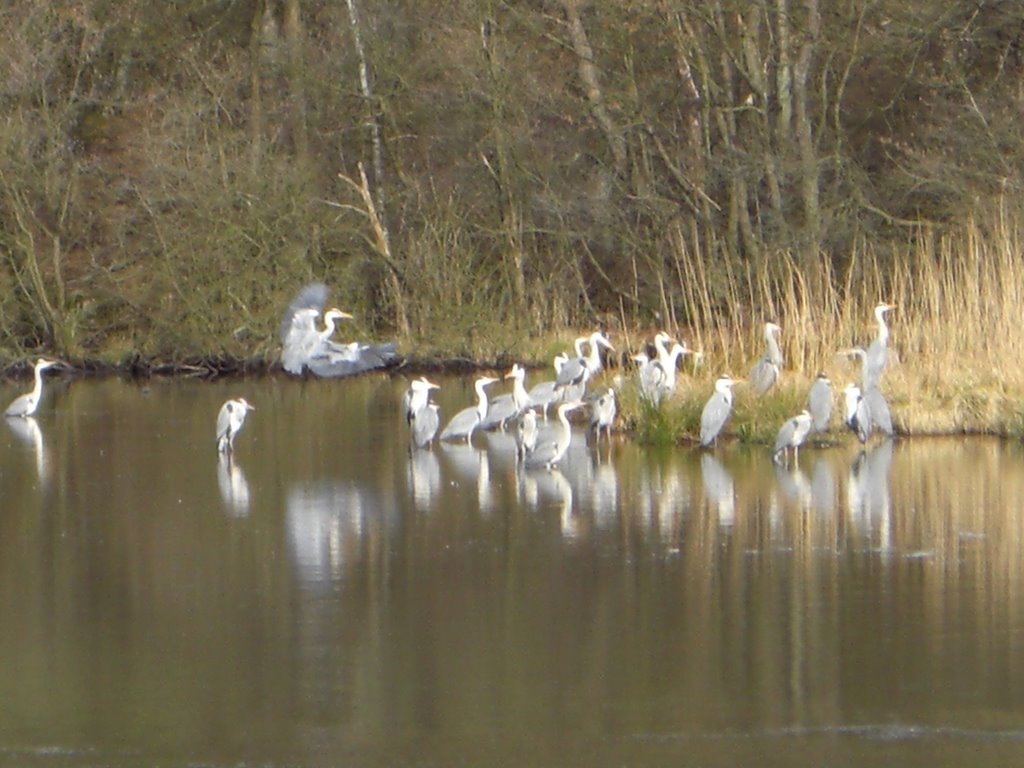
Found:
[700,375,738,447]
[516,409,539,463]
[866,302,896,386]
[842,347,894,437]
[481,364,531,430]
[635,352,666,404]
[773,409,813,466]
[411,403,441,449]
[590,387,617,443]
[863,385,894,437]
[528,352,569,420]
[843,384,872,444]
[750,322,783,396]
[5,358,61,418]
[216,398,255,454]
[439,376,499,442]
[555,330,614,397]
[524,400,586,469]
[404,377,441,448]
[655,342,691,404]
[403,377,440,425]
[808,372,833,433]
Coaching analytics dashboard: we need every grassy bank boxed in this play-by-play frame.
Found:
[601,210,1024,443]
[5,209,1024,443]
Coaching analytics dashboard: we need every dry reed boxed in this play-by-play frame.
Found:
[623,203,1024,441]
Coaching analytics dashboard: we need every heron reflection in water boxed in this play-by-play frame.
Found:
[700,453,735,527]
[439,442,495,514]
[6,415,48,485]
[217,452,251,517]
[847,439,895,550]
[286,483,382,585]
[407,446,442,510]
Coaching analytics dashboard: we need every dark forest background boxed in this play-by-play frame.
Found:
[1,0,1022,363]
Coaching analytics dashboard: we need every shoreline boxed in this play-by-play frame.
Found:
[3,352,1021,444]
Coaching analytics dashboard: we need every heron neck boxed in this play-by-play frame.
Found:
[765,330,782,365]
[475,383,490,419]
[31,365,46,401]
[654,336,670,364]
[875,312,889,343]
[512,376,529,407]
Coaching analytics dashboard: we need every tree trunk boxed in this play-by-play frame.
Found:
[794,0,821,268]
[248,0,267,172]
[480,11,527,309]
[283,0,309,163]
[561,0,628,178]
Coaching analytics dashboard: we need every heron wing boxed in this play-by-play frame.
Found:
[808,381,833,432]
[864,386,893,436]
[279,283,329,343]
[4,392,32,417]
[750,358,779,396]
[440,406,479,441]
[699,393,731,446]
[412,405,440,448]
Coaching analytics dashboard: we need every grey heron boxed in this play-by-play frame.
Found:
[403,377,441,448]
[843,383,872,444]
[412,403,441,449]
[808,372,833,433]
[403,376,440,424]
[524,400,586,469]
[750,322,783,396]
[527,352,569,420]
[842,347,894,436]
[216,398,255,454]
[516,409,539,462]
[655,342,691,403]
[700,375,738,447]
[635,351,666,404]
[555,330,614,395]
[5,358,61,418]
[590,387,617,443]
[279,282,398,377]
[863,384,894,437]
[439,376,499,442]
[773,409,813,466]
[866,302,895,386]
[481,364,531,430]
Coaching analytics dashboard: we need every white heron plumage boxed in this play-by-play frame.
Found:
[279,283,398,377]
[216,398,255,454]
[439,376,499,443]
[700,375,738,447]
[750,322,783,396]
[843,384,872,444]
[808,372,833,433]
[5,358,60,418]
[773,409,813,466]
[524,400,586,469]
[590,388,617,443]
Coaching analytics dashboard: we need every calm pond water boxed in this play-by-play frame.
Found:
[2,373,1024,767]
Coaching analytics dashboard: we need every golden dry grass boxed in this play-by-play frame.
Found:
[606,204,1024,441]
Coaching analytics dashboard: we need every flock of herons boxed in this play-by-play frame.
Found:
[400,303,896,469]
[2,281,896,470]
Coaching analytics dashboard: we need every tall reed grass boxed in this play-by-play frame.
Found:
[625,202,1024,440]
